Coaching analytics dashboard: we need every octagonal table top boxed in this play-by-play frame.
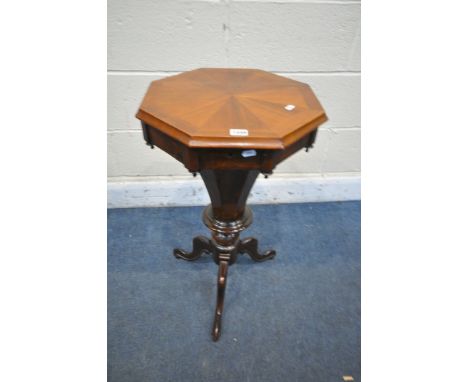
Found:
[136,68,327,150]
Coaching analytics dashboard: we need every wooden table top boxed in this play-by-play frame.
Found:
[136,68,327,150]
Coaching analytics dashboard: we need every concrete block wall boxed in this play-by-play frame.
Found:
[108,0,360,205]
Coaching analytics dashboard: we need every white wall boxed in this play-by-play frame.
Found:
[108,0,361,206]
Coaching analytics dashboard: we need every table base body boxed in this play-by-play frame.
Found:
[174,205,275,341]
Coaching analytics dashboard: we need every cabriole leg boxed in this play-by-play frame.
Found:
[239,237,276,262]
[211,255,230,341]
[173,236,212,261]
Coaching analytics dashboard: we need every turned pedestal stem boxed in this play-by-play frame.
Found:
[173,169,275,341]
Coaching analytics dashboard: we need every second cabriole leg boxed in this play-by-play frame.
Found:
[173,236,212,261]
[239,237,276,262]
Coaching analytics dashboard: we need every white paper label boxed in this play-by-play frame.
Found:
[229,128,249,137]
[241,149,257,158]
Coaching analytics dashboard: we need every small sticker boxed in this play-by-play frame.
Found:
[229,128,249,137]
[284,104,296,111]
[241,149,257,158]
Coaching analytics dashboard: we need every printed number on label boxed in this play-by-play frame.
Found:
[229,129,249,137]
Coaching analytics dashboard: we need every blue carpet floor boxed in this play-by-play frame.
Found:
[108,202,360,382]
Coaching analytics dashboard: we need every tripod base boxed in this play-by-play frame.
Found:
[173,206,275,341]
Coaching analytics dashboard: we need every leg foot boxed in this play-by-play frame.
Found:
[212,258,229,341]
[239,237,276,262]
[174,236,212,261]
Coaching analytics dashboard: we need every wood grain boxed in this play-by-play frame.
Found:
[136,68,327,150]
